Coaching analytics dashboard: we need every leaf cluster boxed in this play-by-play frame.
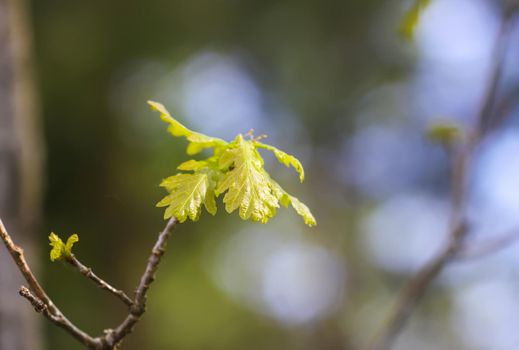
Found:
[149,101,316,227]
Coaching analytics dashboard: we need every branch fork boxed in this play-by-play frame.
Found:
[0,216,177,350]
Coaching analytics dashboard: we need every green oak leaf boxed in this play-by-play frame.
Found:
[216,135,280,223]
[268,176,317,227]
[177,159,210,171]
[254,141,305,182]
[157,171,218,222]
[148,100,228,155]
[287,195,316,227]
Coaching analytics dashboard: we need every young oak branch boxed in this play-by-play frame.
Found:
[1,216,177,350]
[0,100,315,349]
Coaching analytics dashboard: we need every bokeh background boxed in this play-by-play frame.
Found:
[20,0,519,349]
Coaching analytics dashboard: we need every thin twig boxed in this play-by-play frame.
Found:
[19,286,47,313]
[20,287,99,349]
[367,10,517,350]
[0,219,53,310]
[367,222,467,350]
[2,215,179,349]
[18,286,87,341]
[102,216,177,349]
[18,286,90,340]
[68,256,134,308]
[456,228,519,260]
[474,10,516,138]
[0,218,101,349]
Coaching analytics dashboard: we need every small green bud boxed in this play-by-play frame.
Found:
[426,121,462,145]
[49,232,79,262]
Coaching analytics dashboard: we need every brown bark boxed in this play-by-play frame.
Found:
[0,0,44,348]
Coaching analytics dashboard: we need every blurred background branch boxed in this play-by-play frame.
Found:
[368,6,519,350]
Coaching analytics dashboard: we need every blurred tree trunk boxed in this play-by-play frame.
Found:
[0,0,44,349]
